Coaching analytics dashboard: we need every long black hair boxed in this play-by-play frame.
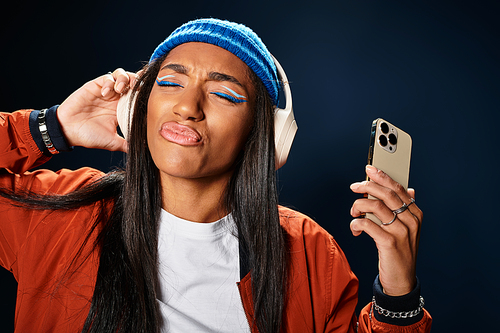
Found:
[1,52,288,333]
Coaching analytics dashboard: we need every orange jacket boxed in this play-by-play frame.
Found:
[0,110,432,332]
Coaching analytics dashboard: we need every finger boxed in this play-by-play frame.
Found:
[365,165,409,199]
[101,73,116,97]
[110,68,131,94]
[350,187,421,239]
[405,188,421,219]
[350,197,396,225]
[350,180,406,212]
[401,188,423,226]
[350,217,408,244]
[351,185,421,233]
[351,165,416,212]
[111,135,128,153]
[350,217,384,238]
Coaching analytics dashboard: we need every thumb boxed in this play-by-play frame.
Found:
[105,135,128,153]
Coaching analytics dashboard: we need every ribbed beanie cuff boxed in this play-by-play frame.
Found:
[150,18,279,105]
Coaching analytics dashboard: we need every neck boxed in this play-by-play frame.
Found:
[159,172,231,223]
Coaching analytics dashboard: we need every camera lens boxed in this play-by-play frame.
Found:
[379,135,388,147]
[389,133,397,145]
[380,122,389,134]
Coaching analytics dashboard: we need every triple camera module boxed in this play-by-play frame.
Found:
[378,121,398,153]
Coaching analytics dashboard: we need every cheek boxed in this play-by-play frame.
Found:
[146,90,169,139]
[216,112,254,152]
[146,95,165,157]
[147,90,161,123]
[146,103,156,146]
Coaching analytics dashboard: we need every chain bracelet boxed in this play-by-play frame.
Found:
[371,296,425,319]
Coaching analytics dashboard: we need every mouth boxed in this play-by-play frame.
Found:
[160,122,202,146]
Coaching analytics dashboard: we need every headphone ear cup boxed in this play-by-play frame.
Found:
[274,106,298,169]
[116,89,136,140]
[271,55,297,170]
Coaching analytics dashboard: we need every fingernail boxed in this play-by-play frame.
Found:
[366,165,376,173]
[350,183,360,190]
[101,87,110,96]
[350,220,360,231]
[116,82,125,93]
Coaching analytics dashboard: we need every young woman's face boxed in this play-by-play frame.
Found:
[147,42,256,183]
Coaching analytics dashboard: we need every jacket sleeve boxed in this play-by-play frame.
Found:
[321,255,433,333]
[356,277,433,332]
[0,109,102,277]
[358,303,432,333]
[0,110,51,173]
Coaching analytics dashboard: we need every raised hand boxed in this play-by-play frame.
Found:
[57,68,137,153]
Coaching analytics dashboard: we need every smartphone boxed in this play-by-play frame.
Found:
[365,118,412,225]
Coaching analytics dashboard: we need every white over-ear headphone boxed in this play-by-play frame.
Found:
[116,55,297,169]
[271,56,297,169]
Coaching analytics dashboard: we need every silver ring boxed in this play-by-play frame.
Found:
[382,212,397,226]
[392,202,409,215]
[392,198,416,215]
[407,198,415,207]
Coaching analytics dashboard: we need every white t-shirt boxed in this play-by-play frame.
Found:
[157,209,250,332]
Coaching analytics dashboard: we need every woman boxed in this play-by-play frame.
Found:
[0,18,431,332]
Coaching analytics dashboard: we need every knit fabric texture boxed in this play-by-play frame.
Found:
[150,18,279,105]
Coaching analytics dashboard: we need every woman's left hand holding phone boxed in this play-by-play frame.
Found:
[57,68,137,153]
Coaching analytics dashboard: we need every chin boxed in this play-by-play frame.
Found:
[157,163,236,182]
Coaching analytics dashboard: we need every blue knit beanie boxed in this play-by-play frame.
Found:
[150,18,279,105]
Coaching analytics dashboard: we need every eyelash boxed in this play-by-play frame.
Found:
[156,80,246,104]
[156,80,183,88]
[210,92,247,104]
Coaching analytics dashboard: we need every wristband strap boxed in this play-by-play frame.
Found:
[38,108,59,154]
[372,295,425,319]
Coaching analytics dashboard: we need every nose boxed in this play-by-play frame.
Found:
[172,85,205,121]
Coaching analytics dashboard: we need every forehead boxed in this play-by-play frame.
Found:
[161,42,251,81]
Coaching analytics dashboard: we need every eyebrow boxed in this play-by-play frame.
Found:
[159,63,243,88]
[208,72,243,88]
[160,63,188,74]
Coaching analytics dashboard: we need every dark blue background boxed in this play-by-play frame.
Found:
[1,1,498,331]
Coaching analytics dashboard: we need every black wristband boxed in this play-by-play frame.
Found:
[38,108,59,154]
[29,105,72,155]
[372,275,425,326]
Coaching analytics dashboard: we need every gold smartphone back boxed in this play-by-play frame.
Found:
[366,118,412,225]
